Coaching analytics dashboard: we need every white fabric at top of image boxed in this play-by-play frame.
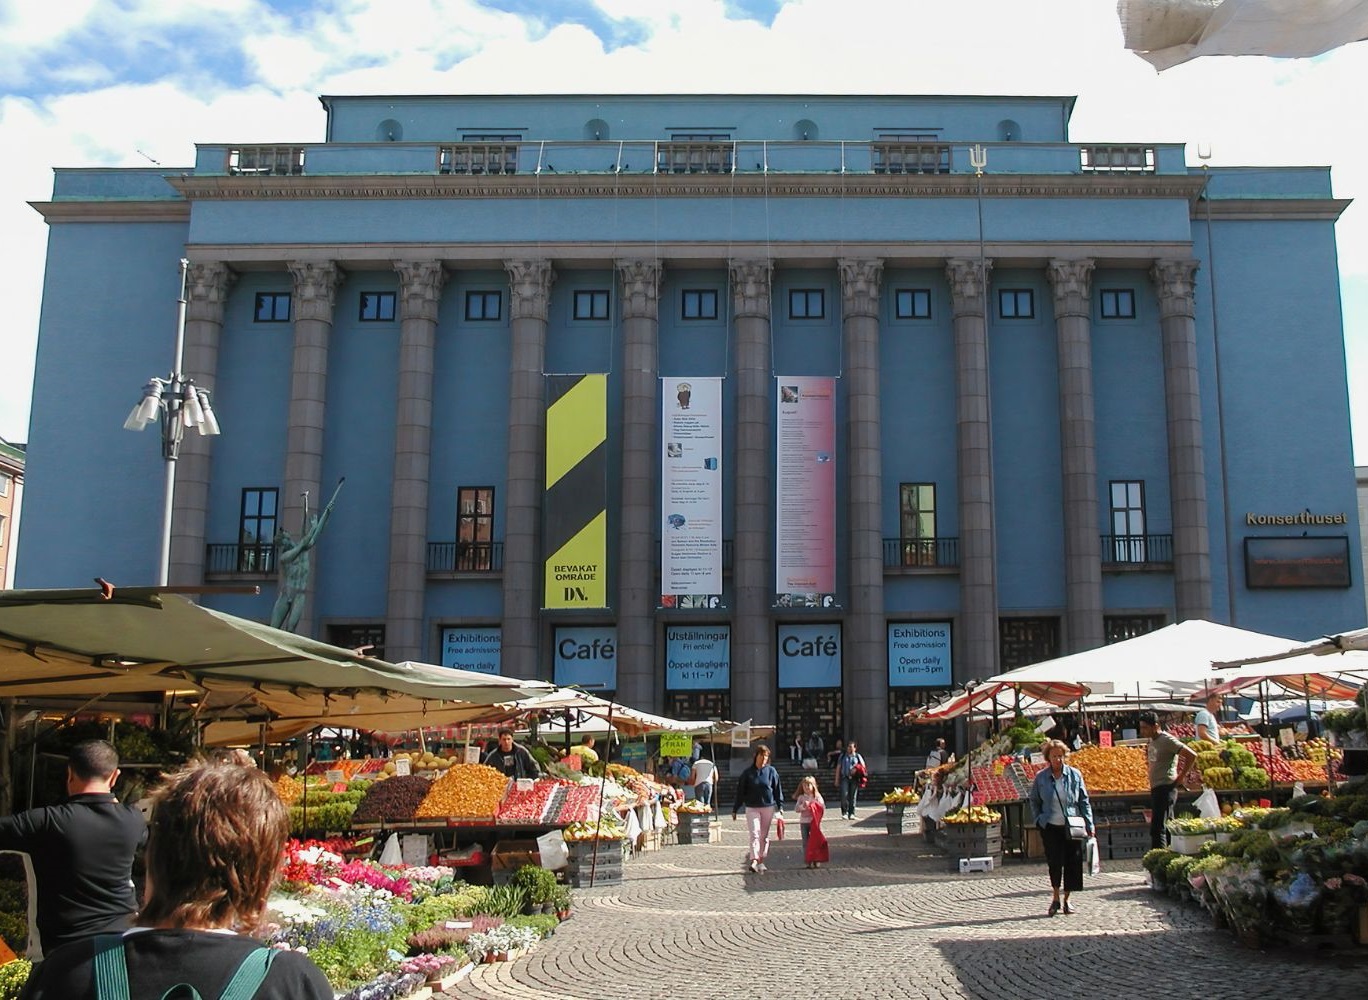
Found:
[982,619,1298,701]
[1119,0,1368,71]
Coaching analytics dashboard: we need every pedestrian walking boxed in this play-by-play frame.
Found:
[731,745,783,873]
[1028,739,1095,916]
[794,775,829,869]
[834,740,867,819]
[1139,711,1198,849]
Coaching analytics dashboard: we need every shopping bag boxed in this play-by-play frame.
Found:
[1194,787,1220,819]
[378,833,403,867]
[775,815,786,840]
[1085,836,1102,875]
[801,757,818,771]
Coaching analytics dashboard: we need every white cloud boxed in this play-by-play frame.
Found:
[3,0,1367,452]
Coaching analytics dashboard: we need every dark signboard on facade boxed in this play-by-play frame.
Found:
[1244,535,1351,589]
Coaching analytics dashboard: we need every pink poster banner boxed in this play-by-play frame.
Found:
[775,376,836,606]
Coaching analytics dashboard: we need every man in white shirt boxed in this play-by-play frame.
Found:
[689,756,718,806]
[1194,693,1222,743]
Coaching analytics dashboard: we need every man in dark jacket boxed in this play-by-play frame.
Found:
[481,728,542,779]
[0,740,147,958]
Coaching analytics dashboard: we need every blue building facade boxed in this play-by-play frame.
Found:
[20,94,1363,760]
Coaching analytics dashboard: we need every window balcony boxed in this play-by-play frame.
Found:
[204,542,277,577]
[883,537,959,570]
[427,541,504,574]
[1100,533,1173,570]
[1080,145,1155,173]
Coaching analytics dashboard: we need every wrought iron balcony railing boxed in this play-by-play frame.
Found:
[205,543,277,576]
[1100,533,1173,566]
[882,537,959,569]
[427,541,504,573]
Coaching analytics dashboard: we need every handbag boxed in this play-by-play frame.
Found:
[1054,776,1089,840]
[775,815,786,840]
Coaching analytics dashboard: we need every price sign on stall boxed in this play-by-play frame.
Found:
[1099,731,1113,747]
[1279,728,1295,747]
[394,757,411,776]
[325,769,345,784]
[464,746,481,765]
[659,733,693,758]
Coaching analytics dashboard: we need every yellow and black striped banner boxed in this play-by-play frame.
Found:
[544,374,608,609]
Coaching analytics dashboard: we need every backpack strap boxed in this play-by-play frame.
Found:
[219,946,277,1000]
[93,935,131,1000]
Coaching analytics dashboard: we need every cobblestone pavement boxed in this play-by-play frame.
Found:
[448,813,1367,1000]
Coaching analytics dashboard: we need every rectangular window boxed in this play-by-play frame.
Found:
[1100,288,1136,319]
[573,290,610,321]
[681,289,719,320]
[895,289,932,319]
[238,488,278,573]
[254,293,291,322]
[359,292,396,322]
[328,624,386,660]
[998,289,1034,319]
[457,486,495,570]
[465,291,502,321]
[899,483,937,566]
[0,473,9,497]
[788,289,825,319]
[1109,480,1147,562]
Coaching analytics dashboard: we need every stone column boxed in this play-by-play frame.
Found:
[385,261,448,662]
[945,258,1000,683]
[1152,259,1213,621]
[502,260,556,679]
[729,259,774,736]
[616,259,663,709]
[281,261,342,638]
[170,261,234,587]
[1047,259,1105,652]
[838,258,887,763]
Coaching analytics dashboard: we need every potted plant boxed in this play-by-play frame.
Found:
[510,864,559,915]
[550,885,573,920]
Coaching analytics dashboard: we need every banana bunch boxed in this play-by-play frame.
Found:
[942,806,1001,825]
[562,817,628,842]
[676,800,714,814]
[881,787,921,805]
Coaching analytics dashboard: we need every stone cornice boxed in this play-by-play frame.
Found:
[165,172,1212,202]
[29,201,189,223]
[1194,198,1352,222]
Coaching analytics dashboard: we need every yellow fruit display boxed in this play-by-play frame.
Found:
[881,787,921,805]
[415,762,508,818]
[942,806,1001,824]
[563,817,628,841]
[1069,745,1148,794]
[274,775,303,805]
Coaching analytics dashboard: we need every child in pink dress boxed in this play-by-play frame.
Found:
[794,775,830,869]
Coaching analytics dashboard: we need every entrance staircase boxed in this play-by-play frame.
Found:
[712,756,927,810]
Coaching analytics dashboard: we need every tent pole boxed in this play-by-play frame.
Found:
[589,699,616,887]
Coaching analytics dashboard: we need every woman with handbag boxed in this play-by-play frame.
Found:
[1027,738,1095,916]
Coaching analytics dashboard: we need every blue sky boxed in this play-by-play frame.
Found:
[2,0,1366,461]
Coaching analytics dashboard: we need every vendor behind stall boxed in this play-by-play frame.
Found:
[482,729,542,779]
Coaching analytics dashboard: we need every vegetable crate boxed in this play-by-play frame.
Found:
[676,814,714,844]
[885,806,922,836]
[1108,823,1151,860]
[940,822,1002,872]
[1169,833,1214,856]
[566,838,626,884]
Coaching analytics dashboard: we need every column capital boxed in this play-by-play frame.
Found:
[287,261,342,321]
[186,262,235,315]
[1151,258,1200,319]
[505,259,556,322]
[616,259,663,320]
[729,259,772,318]
[838,258,883,318]
[395,260,447,322]
[1047,258,1095,317]
[945,258,993,316]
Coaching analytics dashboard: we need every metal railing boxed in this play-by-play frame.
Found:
[426,541,504,573]
[872,142,952,175]
[438,143,519,175]
[882,537,959,568]
[204,543,277,575]
[1099,533,1173,565]
[1080,145,1155,174]
[226,146,305,176]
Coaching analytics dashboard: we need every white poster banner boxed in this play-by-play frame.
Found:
[661,376,723,603]
[775,376,837,606]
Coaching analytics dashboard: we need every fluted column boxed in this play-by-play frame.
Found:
[170,261,234,587]
[946,258,1000,683]
[1047,259,1104,652]
[730,259,774,734]
[1152,259,1213,620]
[385,261,448,661]
[502,260,556,679]
[616,259,663,708]
[282,261,342,637]
[838,258,887,762]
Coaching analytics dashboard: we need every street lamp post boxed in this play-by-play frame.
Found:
[123,258,220,586]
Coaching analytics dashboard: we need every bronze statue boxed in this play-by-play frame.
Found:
[270,477,344,632]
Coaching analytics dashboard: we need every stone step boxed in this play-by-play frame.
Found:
[713,757,928,808]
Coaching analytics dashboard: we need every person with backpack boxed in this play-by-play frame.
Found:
[20,761,332,999]
[834,740,868,819]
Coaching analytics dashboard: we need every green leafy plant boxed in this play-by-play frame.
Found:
[1142,848,1178,876]
[509,865,558,906]
[479,883,528,919]
[0,959,31,1000]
